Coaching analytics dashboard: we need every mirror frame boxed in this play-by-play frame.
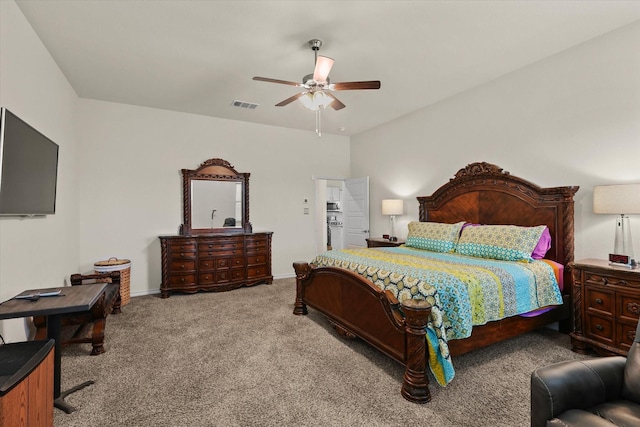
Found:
[180,158,252,235]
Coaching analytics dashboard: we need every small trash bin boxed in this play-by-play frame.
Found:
[94,257,131,305]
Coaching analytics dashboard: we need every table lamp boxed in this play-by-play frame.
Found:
[593,184,640,268]
[382,199,404,241]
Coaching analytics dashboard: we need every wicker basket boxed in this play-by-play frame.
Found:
[94,257,131,305]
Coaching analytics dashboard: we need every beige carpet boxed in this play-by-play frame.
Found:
[54,278,588,427]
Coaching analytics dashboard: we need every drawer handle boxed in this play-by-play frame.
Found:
[627,302,640,315]
[204,263,209,268]
[595,324,604,331]
[595,298,603,304]
[204,276,209,280]
[180,278,185,282]
[209,252,213,256]
[180,264,185,269]
[208,244,213,248]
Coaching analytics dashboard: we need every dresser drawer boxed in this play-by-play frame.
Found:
[199,272,215,284]
[199,238,243,250]
[169,241,196,253]
[199,246,244,257]
[618,322,638,351]
[247,266,268,279]
[585,313,614,345]
[247,255,266,266]
[199,259,215,271]
[216,257,244,269]
[584,287,614,315]
[169,260,196,272]
[618,293,640,322]
[169,242,197,258]
[216,269,244,283]
[246,236,268,247]
[169,274,196,287]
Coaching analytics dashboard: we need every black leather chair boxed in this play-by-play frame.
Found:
[531,318,640,426]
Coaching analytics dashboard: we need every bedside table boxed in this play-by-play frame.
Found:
[570,258,640,356]
[366,238,405,248]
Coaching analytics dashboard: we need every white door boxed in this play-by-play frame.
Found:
[344,177,370,248]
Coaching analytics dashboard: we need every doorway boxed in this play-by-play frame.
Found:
[313,176,370,256]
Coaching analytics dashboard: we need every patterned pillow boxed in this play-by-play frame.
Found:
[455,224,547,262]
[405,221,466,253]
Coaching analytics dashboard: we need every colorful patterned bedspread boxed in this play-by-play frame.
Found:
[311,246,563,386]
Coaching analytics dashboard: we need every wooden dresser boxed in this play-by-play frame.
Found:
[159,232,273,298]
[570,258,640,356]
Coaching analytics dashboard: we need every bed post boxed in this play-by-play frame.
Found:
[400,299,432,404]
[292,262,310,315]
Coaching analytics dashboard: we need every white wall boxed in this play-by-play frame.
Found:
[76,99,350,294]
[353,21,640,262]
[0,0,79,341]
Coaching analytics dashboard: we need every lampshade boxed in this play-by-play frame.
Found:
[593,184,640,214]
[382,199,404,215]
[312,56,335,82]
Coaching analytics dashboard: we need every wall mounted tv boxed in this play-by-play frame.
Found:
[0,107,59,216]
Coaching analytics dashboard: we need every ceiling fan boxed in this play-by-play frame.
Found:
[253,39,381,136]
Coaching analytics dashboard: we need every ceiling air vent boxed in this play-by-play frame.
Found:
[231,100,259,109]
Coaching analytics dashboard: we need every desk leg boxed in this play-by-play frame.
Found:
[46,314,62,399]
[47,313,94,414]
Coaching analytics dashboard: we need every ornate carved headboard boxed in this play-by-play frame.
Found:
[417,162,579,289]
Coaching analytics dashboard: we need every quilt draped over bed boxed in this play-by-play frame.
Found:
[311,246,563,386]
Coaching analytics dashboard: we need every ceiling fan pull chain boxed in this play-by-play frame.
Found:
[316,109,321,137]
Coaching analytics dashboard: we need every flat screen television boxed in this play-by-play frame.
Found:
[0,107,59,216]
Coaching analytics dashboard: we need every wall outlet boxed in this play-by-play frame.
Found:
[304,207,309,215]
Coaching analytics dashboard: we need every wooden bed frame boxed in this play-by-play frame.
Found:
[293,162,579,403]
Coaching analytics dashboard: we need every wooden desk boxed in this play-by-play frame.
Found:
[0,284,107,413]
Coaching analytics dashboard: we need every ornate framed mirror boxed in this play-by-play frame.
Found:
[180,158,252,235]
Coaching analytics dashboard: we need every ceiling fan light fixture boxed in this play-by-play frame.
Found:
[298,91,332,111]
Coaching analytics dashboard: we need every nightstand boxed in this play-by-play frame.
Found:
[366,238,405,248]
[570,258,640,356]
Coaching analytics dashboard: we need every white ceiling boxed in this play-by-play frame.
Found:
[15,1,640,136]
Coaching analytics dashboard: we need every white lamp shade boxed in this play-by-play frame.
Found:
[593,184,640,214]
[312,56,334,82]
[382,199,404,215]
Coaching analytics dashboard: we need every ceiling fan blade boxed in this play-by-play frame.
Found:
[332,81,381,91]
[326,93,346,110]
[253,76,303,87]
[313,56,334,83]
[275,92,305,107]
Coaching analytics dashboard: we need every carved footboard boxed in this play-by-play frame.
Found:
[293,261,433,403]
